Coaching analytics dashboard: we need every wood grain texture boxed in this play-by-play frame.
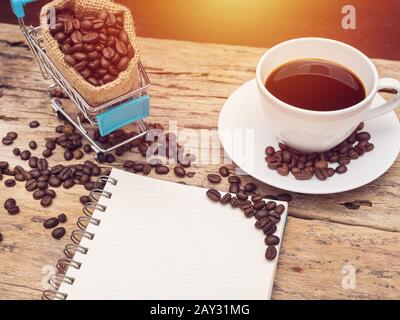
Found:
[0,23,399,300]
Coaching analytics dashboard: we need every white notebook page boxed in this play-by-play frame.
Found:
[59,168,288,300]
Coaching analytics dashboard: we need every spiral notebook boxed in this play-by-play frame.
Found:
[45,168,288,300]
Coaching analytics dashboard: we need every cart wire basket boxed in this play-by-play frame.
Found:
[11,0,151,162]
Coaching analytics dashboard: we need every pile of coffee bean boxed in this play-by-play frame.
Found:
[207,188,285,261]
[52,7,135,87]
[2,132,18,146]
[49,87,70,99]
[121,123,197,177]
[4,198,20,215]
[29,121,40,128]
[204,166,293,261]
[265,123,374,181]
[43,214,67,240]
[0,158,105,209]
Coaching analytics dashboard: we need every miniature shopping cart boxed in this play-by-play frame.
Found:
[11,0,151,162]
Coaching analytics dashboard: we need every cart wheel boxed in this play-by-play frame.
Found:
[96,152,106,163]
[56,110,67,121]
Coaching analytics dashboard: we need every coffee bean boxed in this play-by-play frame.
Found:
[253,201,266,211]
[219,166,230,177]
[265,246,277,261]
[13,148,21,156]
[327,168,335,177]
[42,149,53,158]
[244,183,257,193]
[84,181,95,191]
[276,193,292,202]
[33,189,46,200]
[83,144,92,153]
[64,150,73,161]
[28,157,38,169]
[37,181,48,190]
[2,137,13,145]
[315,169,327,181]
[315,160,328,170]
[220,193,231,205]
[25,179,38,192]
[52,227,66,240]
[269,214,281,224]
[277,166,290,176]
[263,223,277,236]
[0,161,9,171]
[230,196,239,208]
[4,198,16,210]
[265,235,280,246]
[43,217,59,229]
[117,56,130,71]
[228,176,241,184]
[366,143,375,152]
[339,157,351,166]
[174,166,186,178]
[7,132,18,140]
[229,183,240,194]
[244,208,255,218]
[73,149,84,160]
[186,172,196,178]
[294,172,314,180]
[206,189,221,202]
[58,214,67,223]
[45,140,56,150]
[29,141,37,150]
[80,195,91,205]
[155,166,170,175]
[133,163,144,172]
[123,160,135,169]
[40,196,53,208]
[5,179,16,187]
[356,132,371,141]
[274,204,285,215]
[7,206,20,215]
[143,164,152,175]
[255,209,269,220]
[29,121,40,128]
[255,217,271,229]
[265,146,275,156]
[240,201,253,211]
[207,174,221,184]
[252,194,263,203]
[20,150,31,161]
[15,173,25,182]
[336,165,348,174]
[61,179,73,189]
[38,158,49,171]
[237,191,248,201]
[105,154,116,163]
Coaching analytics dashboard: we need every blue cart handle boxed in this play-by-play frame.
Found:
[11,0,36,19]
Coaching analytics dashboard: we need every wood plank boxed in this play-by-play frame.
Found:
[0,23,399,300]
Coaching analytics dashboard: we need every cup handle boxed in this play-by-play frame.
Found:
[364,78,400,121]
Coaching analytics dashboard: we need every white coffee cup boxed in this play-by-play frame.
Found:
[256,37,400,153]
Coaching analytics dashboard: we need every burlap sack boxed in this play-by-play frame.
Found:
[40,0,140,107]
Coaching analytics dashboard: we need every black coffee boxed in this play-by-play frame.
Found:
[265,59,366,111]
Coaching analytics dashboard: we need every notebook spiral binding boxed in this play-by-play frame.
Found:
[42,175,118,300]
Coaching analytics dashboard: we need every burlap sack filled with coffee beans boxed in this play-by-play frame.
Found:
[40,0,140,107]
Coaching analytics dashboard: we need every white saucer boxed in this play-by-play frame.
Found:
[218,79,400,194]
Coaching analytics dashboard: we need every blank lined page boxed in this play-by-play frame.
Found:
[59,168,288,300]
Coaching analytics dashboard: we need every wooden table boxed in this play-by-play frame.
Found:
[1,23,400,300]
